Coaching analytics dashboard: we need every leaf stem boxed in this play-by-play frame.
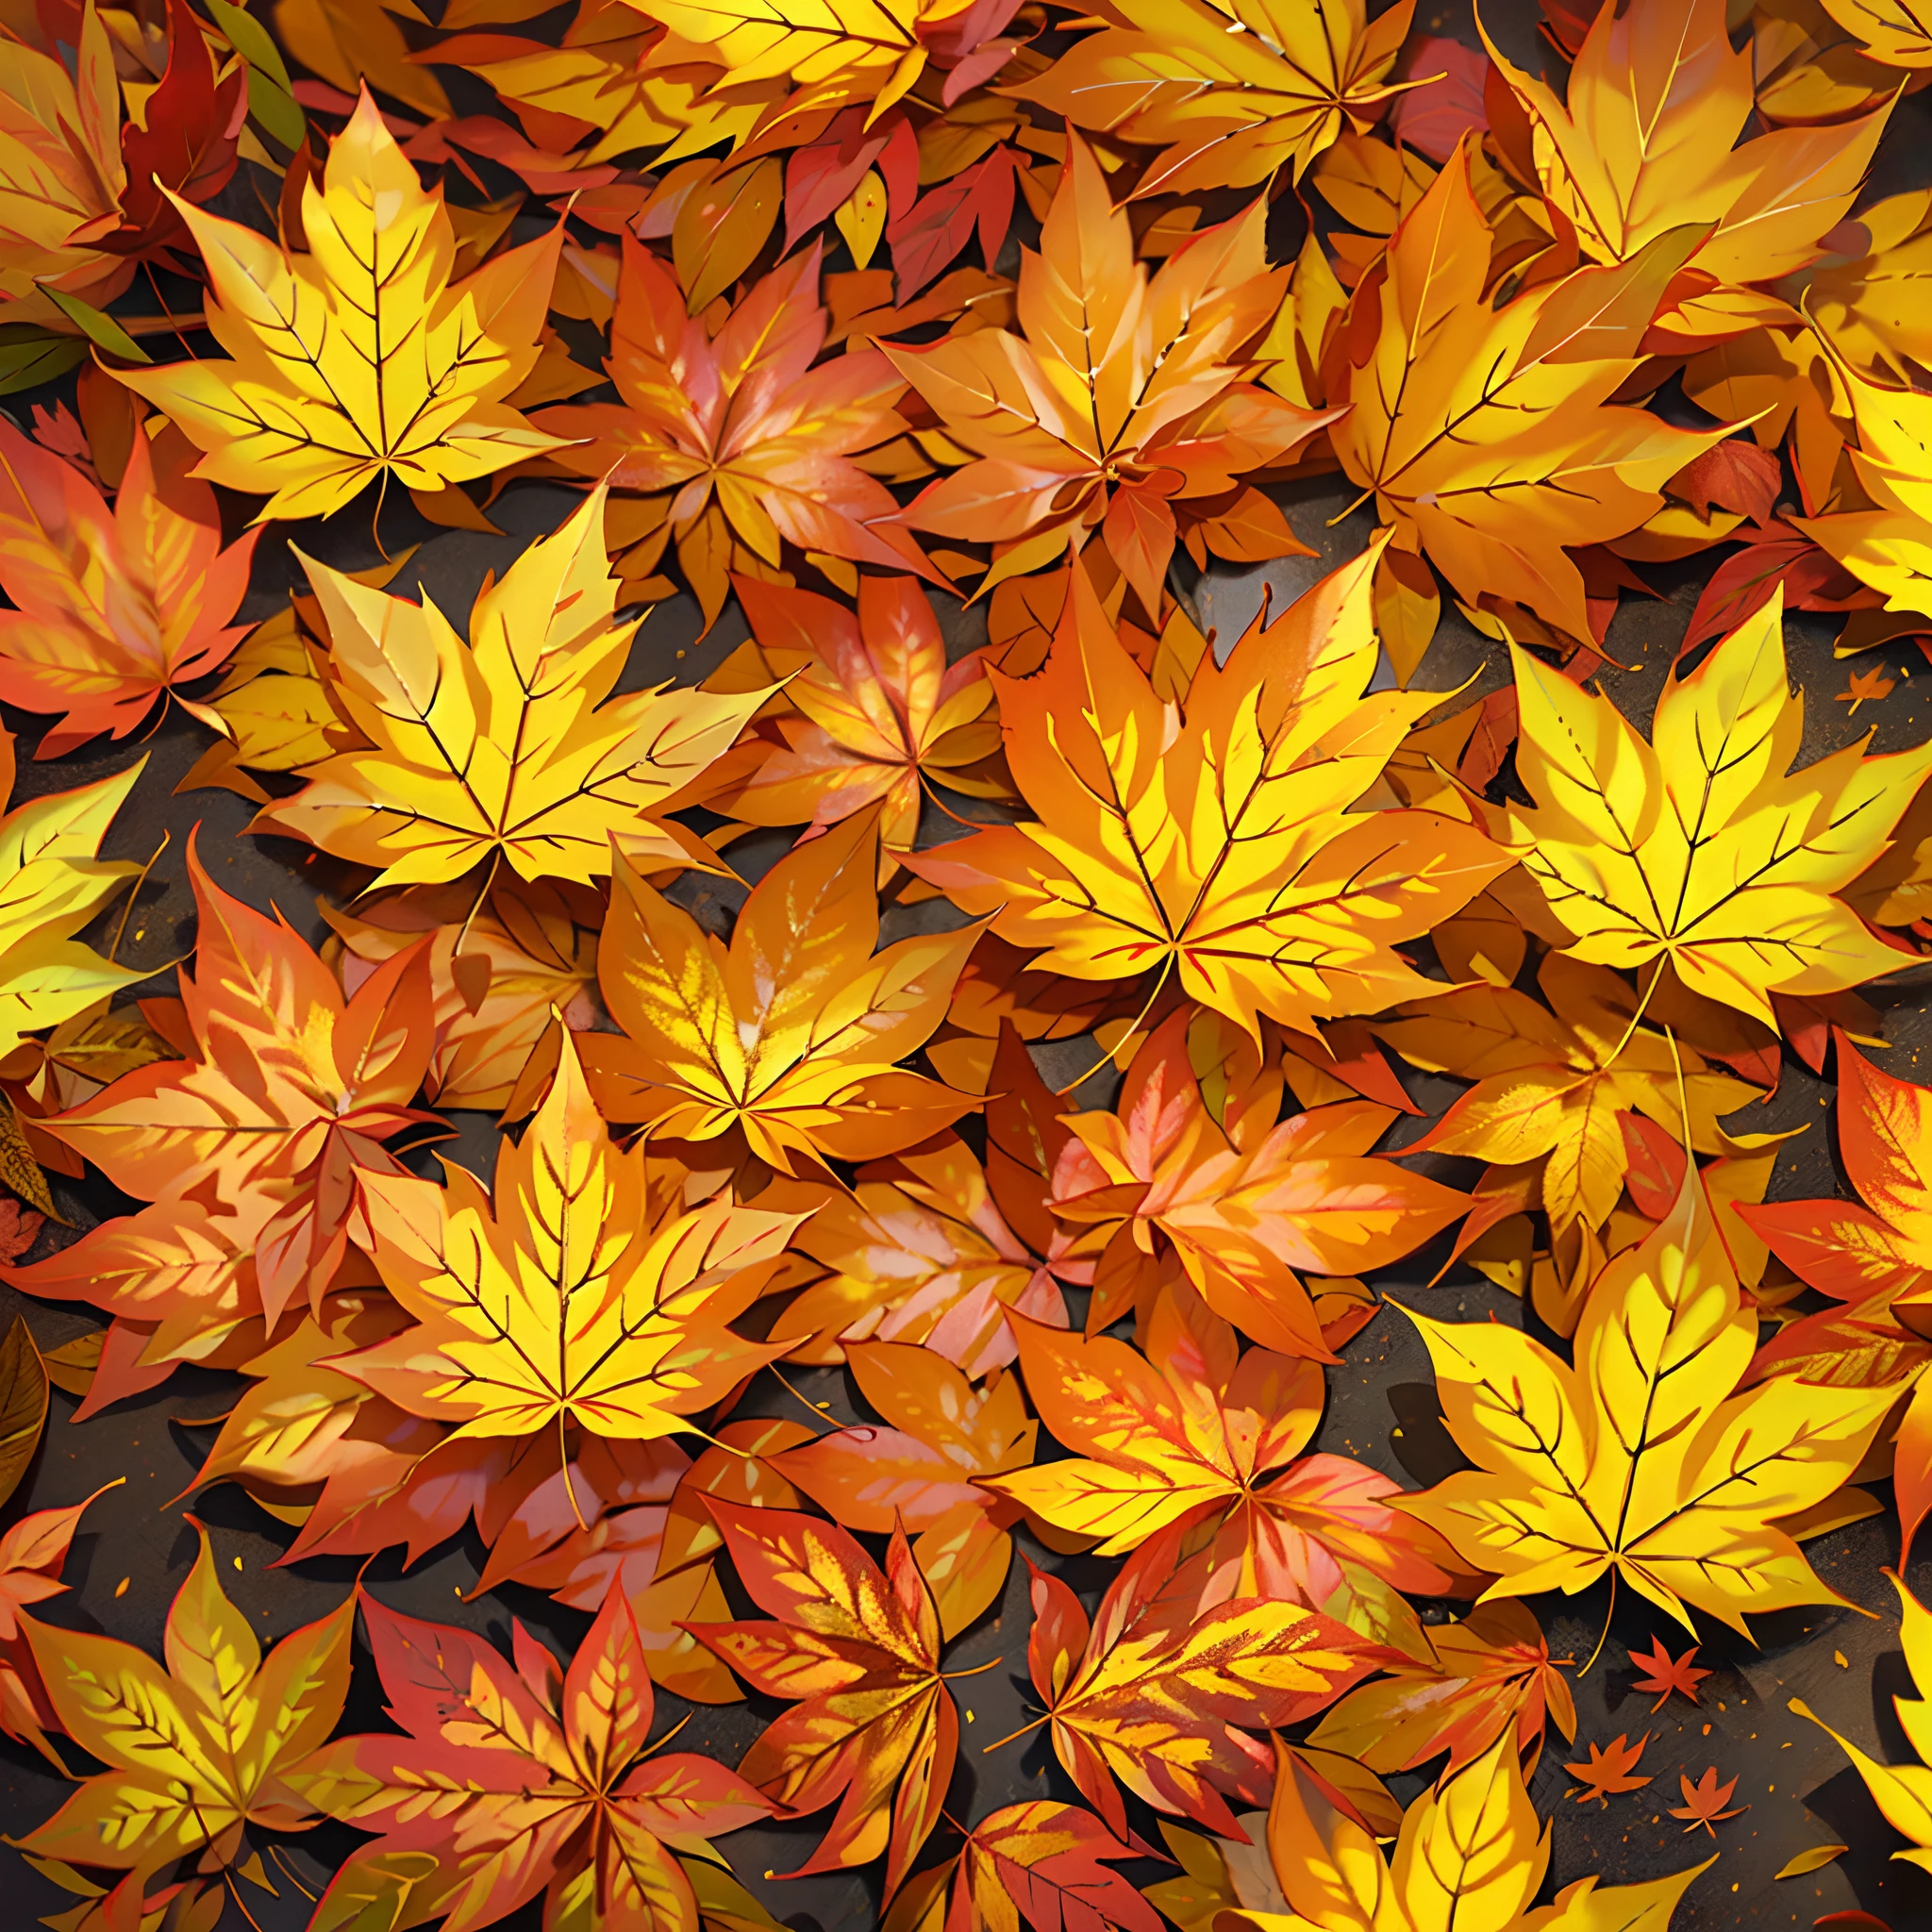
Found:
[980,1710,1049,1754]
[1053,956,1173,1097]
[1579,1569,1619,1678]
[108,829,171,964]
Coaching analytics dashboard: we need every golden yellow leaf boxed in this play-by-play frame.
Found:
[118,89,564,522]
[255,490,763,891]
[1399,1169,1894,1635]
[1821,0,1932,66]
[1504,589,1932,1026]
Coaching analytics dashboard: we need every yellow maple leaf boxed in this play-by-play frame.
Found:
[583,807,983,1173]
[1483,0,1890,343]
[1397,1170,1894,1635]
[908,548,1509,1041]
[1820,0,1932,67]
[1016,0,1414,194]
[1220,1731,1710,1932]
[341,1027,795,1443]
[1505,588,1932,1027]
[255,490,763,891]
[1327,144,1723,646]
[117,88,564,523]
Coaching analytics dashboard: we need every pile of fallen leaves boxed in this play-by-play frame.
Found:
[8,0,1932,1925]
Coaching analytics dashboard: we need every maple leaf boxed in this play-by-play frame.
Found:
[13,1519,352,1926]
[1047,1009,1470,1356]
[710,574,1007,858]
[887,1802,1164,1932]
[1231,1729,1707,1932]
[274,0,452,123]
[1670,1767,1746,1836]
[1377,954,1765,1236]
[1484,0,1889,344]
[882,136,1332,614]
[0,731,144,1065]
[1019,1540,1376,1840]
[1019,0,1412,194]
[757,1024,1081,1373]
[255,490,762,892]
[0,6,130,317]
[1630,1638,1712,1713]
[116,88,564,522]
[336,1027,794,1452]
[1567,1732,1654,1807]
[770,1339,1032,1638]
[688,1503,959,1897]
[1326,143,1723,646]
[294,1580,770,1932]
[535,237,935,631]
[0,419,258,758]
[908,549,1508,1040]
[8,840,440,1353]
[1397,1164,1896,1634]
[1796,1571,1932,1874]
[1840,665,1899,714]
[1307,1600,1577,1777]
[1503,589,1932,1027]
[984,1288,1457,1649]
[581,808,982,1173]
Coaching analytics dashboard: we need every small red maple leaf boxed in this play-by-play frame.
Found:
[1669,1766,1746,1837]
[1627,1637,1711,1713]
[1565,1732,1652,1806]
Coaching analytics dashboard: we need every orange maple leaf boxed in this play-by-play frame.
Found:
[0,420,258,758]
[1045,1009,1469,1357]
[881,134,1334,616]
[1628,1637,1711,1713]
[1839,665,1897,715]
[8,841,439,1373]
[580,807,983,1173]
[708,573,1008,858]
[1669,1766,1746,1836]
[535,238,937,629]
[1566,1731,1653,1806]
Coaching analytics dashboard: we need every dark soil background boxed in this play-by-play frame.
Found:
[6,0,1932,1927]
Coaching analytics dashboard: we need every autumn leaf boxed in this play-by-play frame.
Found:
[1484,0,1889,343]
[336,1026,795,1451]
[581,807,982,1172]
[534,237,936,630]
[687,1503,958,1897]
[1047,1010,1470,1357]
[1327,142,1724,646]
[1017,0,1413,194]
[0,419,258,758]
[294,1580,770,1932]
[0,729,144,1065]
[708,573,1008,858]
[886,1802,1163,1932]
[882,135,1332,613]
[0,1316,46,1514]
[1224,1729,1707,1931]
[1019,1539,1377,1839]
[908,548,1508,1040]
[1822,0,1932,66]
[1840,665,1899,713]
[8,840,441,1357]
[1397,1164,1895,1634]
[1630,1638,1712,1713]
[761,1096,1078,1376]
[0,1484,116,1771]
[1376,953,1765,1237]
[770,1339,1031,1638]
[1796,1571,1932,1874]
[1670,1767,1746,1835]
[117,88,564,522]
[14,1518,352,1926]
[983,1287,1457,1650]
[1503,590,1932,1027]
[1566,1732,1654,1807]
[1306,1600,1578,1777]
[255,489,764,891]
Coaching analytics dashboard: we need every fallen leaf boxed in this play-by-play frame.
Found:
[1567,1731,1654,1807]
[1840,665,1898,713]
[1670,1766,1747,1835]
[1628,1637,1713,1712]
